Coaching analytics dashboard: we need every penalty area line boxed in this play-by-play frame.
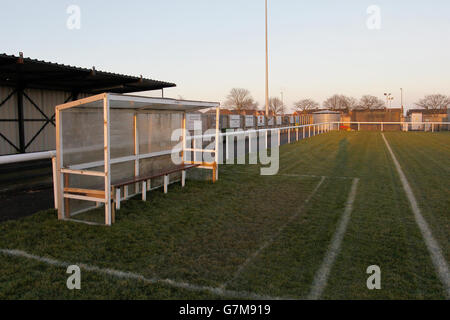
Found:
[307,178,359,300]
[0,248,287,300]
[382,133,450,298]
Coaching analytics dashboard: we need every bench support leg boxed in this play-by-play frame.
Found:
[115,188,121,210]
[181,170,186,187]
[147,179,151,191]
[212,165,217,183]
[164,175,169,194]
[124,185,129,199]
[111,199,115,224]
[142,181,147,201]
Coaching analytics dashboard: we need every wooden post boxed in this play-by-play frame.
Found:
[115,188,121,210]
[111,198,115,224]
[134,114,140,193]
[226,135,229,160]
[104,95,112,226]
[64,174,70,218]
[182,112,186,164]
[265,130,268,149]
[214,106,220,181]
[182,170,186,187]
[56,108,65,219]
[164,175,169,194]
[142,181,147,201]
[52,157,58,210]
[193,138,197,163]
[212,163,217,183]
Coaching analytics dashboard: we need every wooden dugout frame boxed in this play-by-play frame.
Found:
[55,93,220,226]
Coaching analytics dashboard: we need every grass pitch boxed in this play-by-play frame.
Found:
[0,131,448,299]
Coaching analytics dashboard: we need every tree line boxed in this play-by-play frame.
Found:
[224,88,450,115]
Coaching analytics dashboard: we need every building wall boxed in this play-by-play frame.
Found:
[0,86,90,155]
[313,113,341,124]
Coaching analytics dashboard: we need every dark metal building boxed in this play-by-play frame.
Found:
[0,53,176,155]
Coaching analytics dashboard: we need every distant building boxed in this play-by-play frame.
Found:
[406,108,448,123]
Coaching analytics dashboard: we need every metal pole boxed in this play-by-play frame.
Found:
[265,0,269,117]
[400,88,404,118]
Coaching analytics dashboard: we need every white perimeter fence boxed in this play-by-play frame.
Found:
[0,121,448,209]
[1,121,449,166]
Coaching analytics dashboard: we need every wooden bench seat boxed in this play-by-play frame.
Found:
[63,163,209,224]
[112,164,199,189]
[112,163,200,213]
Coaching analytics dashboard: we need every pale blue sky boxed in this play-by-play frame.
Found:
[1,0,449,112]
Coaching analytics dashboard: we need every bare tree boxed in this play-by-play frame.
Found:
[294,99,319,114]
[269,97,285,115]
[323,94,357,112]
[355,95,386,110]
[416,94,450,112]
[224,88,257,113]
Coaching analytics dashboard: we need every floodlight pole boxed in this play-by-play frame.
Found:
[265,0,269,117]
[400,88,404,116]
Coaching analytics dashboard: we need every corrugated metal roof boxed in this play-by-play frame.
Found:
[0,53,176,94]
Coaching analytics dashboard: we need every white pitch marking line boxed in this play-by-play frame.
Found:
[382,133,450,298]
[65,218,106,227]
[229,170,355,180]
[279,173,355,180]
[308,178,359,300]
[0,249,289,301]
[221,176,327,290]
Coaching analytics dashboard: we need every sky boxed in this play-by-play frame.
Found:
[1,0,449,112]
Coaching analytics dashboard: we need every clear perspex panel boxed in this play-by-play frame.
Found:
[58,94,219,223]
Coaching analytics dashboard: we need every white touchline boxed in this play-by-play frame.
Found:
[278,173,355,180]
[221,176,327,290]
[308,178,359,300]
[382,133,450,298]
[229,170,355,180]
[0,248,289,301]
